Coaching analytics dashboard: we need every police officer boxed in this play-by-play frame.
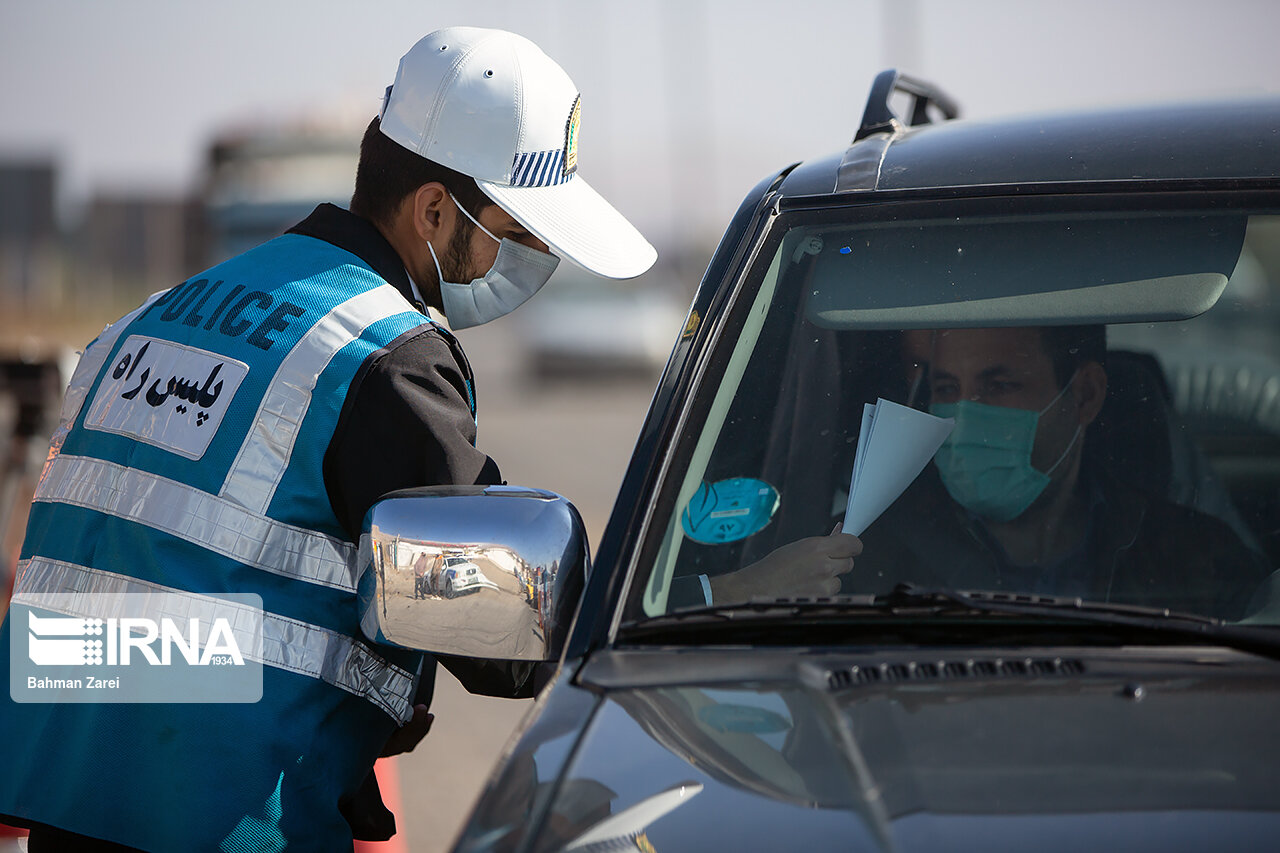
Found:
[0,27,654,851]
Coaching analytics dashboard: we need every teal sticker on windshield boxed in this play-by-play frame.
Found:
[681,478,779,544]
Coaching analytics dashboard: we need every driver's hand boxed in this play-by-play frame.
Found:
[709,523,861,601]
[380,704,434,757]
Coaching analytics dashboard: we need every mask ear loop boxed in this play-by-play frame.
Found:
[428,192,502,287]
[1043,423,1082,477]
[427,240,447,285]
[449,191,500,243]
[1038,368,1080,417]
[1040,369,1084,476]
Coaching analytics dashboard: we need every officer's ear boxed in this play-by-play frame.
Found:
[408,182,453,243]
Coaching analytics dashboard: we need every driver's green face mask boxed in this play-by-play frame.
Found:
[929,374,1080,522]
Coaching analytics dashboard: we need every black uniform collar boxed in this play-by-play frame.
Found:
[287,203,421,311]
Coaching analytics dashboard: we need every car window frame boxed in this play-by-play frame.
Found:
[615,185,1280,630]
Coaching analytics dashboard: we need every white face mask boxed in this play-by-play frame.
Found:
[428,194,560,329]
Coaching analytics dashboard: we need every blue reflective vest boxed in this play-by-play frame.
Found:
[0,233,433,850]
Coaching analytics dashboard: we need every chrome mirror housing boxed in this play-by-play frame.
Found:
[357,485,590,662]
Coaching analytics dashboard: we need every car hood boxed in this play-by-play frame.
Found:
[493,646,1280,852]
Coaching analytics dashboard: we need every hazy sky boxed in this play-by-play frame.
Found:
[2,0,1278,248]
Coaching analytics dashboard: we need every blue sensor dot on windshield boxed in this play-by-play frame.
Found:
[681,478,780,544]
[839,246,852,254]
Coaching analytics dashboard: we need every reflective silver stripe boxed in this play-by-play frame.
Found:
[34,455,358,592]
[14,558,416,722]
[221,284,421,515]
[13,557,265,662]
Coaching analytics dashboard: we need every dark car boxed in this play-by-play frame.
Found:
[360,72,1280,851]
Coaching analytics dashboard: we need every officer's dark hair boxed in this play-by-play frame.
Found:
[350,116,494,228]
[1041,324,1107,388]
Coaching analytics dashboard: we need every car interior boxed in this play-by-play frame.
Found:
[652,210,1280,617]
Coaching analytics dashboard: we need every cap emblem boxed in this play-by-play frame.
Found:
[564,95,581,176]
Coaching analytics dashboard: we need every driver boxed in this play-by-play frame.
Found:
[855,325,1270,619]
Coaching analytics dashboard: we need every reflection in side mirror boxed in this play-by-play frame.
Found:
[358,485,590,662]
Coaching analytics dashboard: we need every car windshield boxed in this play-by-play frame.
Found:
[627,197,1280,629]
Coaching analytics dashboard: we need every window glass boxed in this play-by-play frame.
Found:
[633,207,1280,626]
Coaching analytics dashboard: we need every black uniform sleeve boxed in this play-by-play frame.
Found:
[324,325,540,701]
[324,326,502,541]
[436,655,549,699]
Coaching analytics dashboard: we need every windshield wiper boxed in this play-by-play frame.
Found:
[877,584,1280,658]
[878,584,1221,625]
[619,583,1280,658]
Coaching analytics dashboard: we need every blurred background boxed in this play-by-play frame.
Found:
[1,0,1277,850]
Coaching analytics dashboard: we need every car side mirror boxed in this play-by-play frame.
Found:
[358,485,590,662]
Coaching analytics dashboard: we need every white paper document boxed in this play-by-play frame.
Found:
[842,398,954,536]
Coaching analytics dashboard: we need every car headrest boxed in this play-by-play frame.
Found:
[1089,349,1175,498]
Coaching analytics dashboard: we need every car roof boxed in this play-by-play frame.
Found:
[779,92,1280,197]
